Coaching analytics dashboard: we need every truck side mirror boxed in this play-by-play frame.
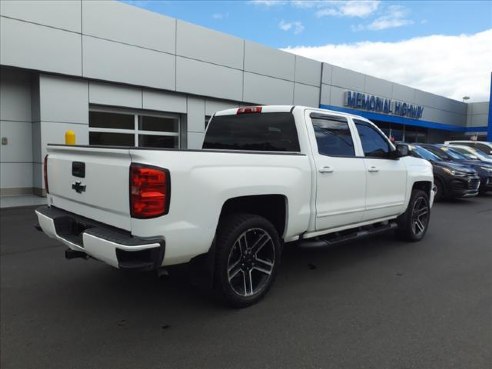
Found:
[390,144,409,159]
[397,144,409,157]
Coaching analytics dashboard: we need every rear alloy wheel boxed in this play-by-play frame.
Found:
[396,189,430,242]
[215,214,281,308]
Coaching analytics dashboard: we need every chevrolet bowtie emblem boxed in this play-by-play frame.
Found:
[72,181,86,194]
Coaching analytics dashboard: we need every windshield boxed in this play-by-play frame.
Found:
[419,146,451,160]
[203,112,300,152]
[413,146,441,161]
[450,146,483,160]
[441,147,469,160]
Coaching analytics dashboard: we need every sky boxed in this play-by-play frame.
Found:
[122,0,492,102]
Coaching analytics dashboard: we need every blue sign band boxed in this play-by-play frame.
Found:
[319,104,488,133]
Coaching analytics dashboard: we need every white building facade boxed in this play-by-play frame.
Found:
[0,0,490,197]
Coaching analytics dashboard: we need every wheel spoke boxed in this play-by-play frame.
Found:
[227,259,242,282]
[415,219,425,234]
[243,270,254,296]
[253,256,274,275]
[250,233,271,256]
[235,234,248,256]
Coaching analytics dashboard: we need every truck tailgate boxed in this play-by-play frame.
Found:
[46,145,132,230]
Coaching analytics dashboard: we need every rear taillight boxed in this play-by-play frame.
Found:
[237,106,262,114]
[43,155,49,194]
[130,164,170,218]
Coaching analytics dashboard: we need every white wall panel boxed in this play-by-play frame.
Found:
[441,99,466,115]
[469,102,489,115]
[205,100,238,116]
[82,1,175,54]
[143,90,187,113]
[331,66,364,91]
[470,114,488,127]
[295,56,321,87]
[176,57,243,101]
[32,122,41,163]
[364,76,393,98]
[90,82,142,109]
[244,41,295,81]
[322,63,333,85]
[422,108,463,126]
[329,86,347,107]
[0,68,32,122]
[320,84,331,106]
[83,36,175,90]
[0,0,81,32]
[243,73,294,105]
[294,84,319,108]
[177,21,243,69]
[187,97,205,133]
[0,17,82,76]
[33,162,43,189]
[392,84,416,103]
[39,122,89,161]
[414,90,440,109]
[40,75,88,123]
[187,132,205,150]
[0,121,32,163]
[0,163,33,188]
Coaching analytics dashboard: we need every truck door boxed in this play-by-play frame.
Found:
[307,112,366,231]
[352,119,407,221]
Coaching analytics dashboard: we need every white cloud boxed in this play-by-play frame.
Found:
[366,5,413,30]
[282,29,492,102]
[251,0,380,18]
[279,20,305,34]
[316,0,380,18]
[212,13,229,20]
[250,0,287,6]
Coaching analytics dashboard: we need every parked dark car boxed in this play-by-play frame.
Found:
[417,144,492,194]
[402,144,480,201]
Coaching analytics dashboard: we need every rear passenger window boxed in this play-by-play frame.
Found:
[354,119,391,158]
[311,114,355,157]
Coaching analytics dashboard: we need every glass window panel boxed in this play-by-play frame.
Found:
[354,119,391,158]
[203,112,300,152]
[89,111,134,130]
[311,115,355,157]
[139,116,178,132]
[138,135,178,148]
[89,132,134,146]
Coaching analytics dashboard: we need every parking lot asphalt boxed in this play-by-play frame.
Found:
[1,196,492,369]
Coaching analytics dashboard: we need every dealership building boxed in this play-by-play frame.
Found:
[0,0,491,198]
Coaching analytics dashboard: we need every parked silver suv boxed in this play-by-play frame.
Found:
[444,140,492,155]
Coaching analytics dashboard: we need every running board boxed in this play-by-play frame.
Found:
[298,222,398,248]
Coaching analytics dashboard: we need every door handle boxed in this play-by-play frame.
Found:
[319,166,334,173]
[368,166,379,173]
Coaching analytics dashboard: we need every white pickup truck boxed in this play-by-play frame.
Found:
[36,106,434,307]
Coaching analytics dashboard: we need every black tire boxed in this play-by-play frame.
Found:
[434,178,444,202]
[214,213,281,308]
[396,189,431,242]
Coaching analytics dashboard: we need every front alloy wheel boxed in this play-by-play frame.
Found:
[396,189,430,242]
[410,196,430,238]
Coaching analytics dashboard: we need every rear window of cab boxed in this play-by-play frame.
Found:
[203,112,300,152]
